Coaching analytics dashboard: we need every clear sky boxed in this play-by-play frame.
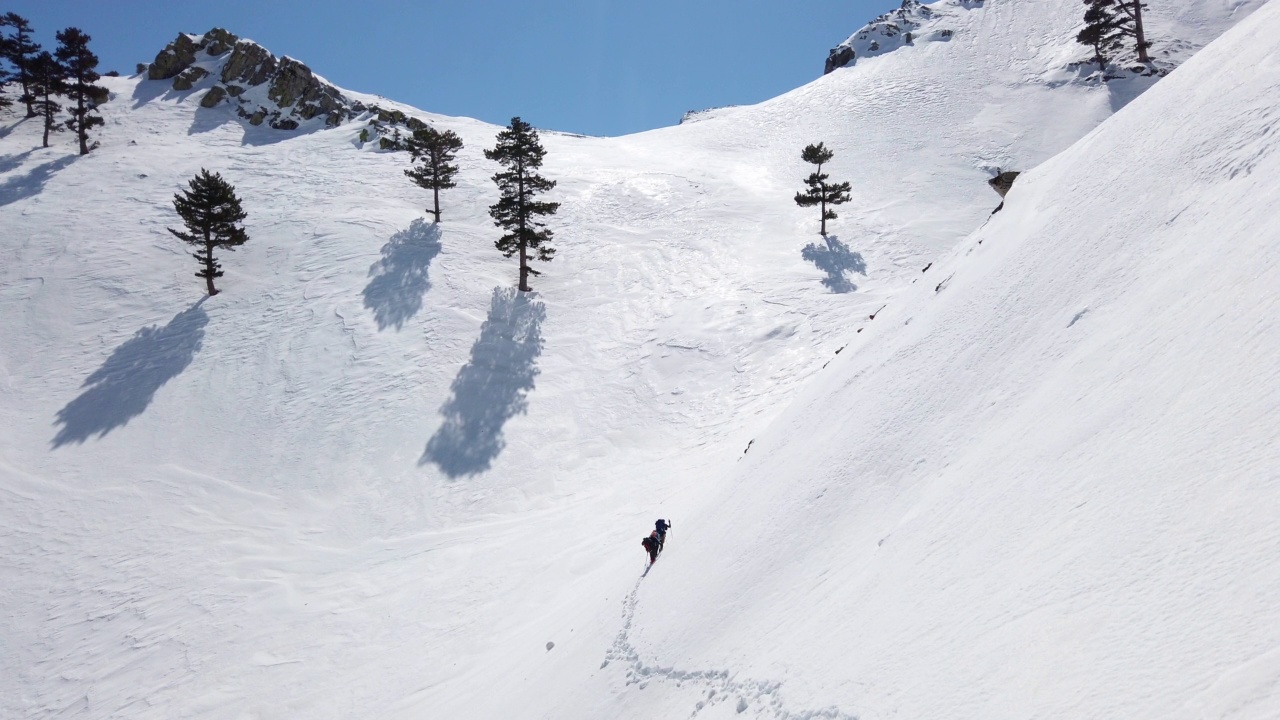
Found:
[4,0,891,137]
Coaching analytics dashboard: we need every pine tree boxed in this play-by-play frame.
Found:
[484,117,559,292]
[404,126,464,222]
[0,34,11,109]
[1077,0,1150,68]
[28,52,65,148]
[794,142,852,236]
[1,13,40,117]
[1077,1,1123,69]
[54,28,105,156]
[168,169,250,296]
[1115,0,1152,63]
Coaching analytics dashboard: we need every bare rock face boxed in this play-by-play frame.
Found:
[824,46,856,74]
[148,33,200,80]
[142,27,366,133]
[200,86,227,108]
[988,170,1021,198]
[172,66,209,91]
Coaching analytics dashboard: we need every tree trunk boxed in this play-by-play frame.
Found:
[204,239,219,296]
[77,94,88,155]
[432,184,440,222]
[517,162,530,292]
[1132,0,1150,63]
[23,80,35,119]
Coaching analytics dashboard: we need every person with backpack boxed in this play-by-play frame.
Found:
[654,519,671,551]
[642,532,660,565]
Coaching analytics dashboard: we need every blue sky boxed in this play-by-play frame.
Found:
[6,0,890,137]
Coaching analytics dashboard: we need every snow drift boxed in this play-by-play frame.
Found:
[0,0,1273,718]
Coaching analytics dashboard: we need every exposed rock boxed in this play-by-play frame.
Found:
[221,40,277,85]
[823,0,952,74]
[200,86,227,108]
[144,27,366,135]
[988,170,1021,198]
[136,63,148,75]
[88,86,110,107]
[824,46,856,74]
[172,66,209,91]
[204,27,238,56]
[149,33,200,80]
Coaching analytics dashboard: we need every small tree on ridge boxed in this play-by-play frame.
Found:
[168,169,250,296]
[1,13,40,117]
[794,142,851,236]
[485,117,559,292]
[28,52,65,148]
[404,126,464,222]
[54,27,105,155]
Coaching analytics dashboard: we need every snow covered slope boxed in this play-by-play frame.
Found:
[618,3,1280,718]
[0,0,1269,718]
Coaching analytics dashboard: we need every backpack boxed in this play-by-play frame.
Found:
[642,536,657,552]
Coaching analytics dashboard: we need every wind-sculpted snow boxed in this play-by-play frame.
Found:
[604,576,859,719]
[422,287,546,477]
[53,300,208,447]
[0,0,1270,718]
[362,219,443,331]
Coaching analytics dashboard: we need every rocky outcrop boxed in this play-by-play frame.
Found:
[824,46,856,74]
[141,28,367,133]
[823,0,957,74]
[172,66,209,91]
[988,170,1021,198]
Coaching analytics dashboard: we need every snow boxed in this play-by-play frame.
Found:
[1,0,1275,717]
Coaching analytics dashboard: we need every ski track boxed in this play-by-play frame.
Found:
[604,574,858,720]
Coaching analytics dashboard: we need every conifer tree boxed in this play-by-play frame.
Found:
[1077,0,1151,67]
[1,13,40,117]
[485,117,559,292]
[54,27,105,156]
[1077,0,1122,69]
[168,169,250,296]
[1116,0,1152,63]
[404,126,464,222]
[794,142,852,236]
[28,52,65,148]
[0,37,11,109]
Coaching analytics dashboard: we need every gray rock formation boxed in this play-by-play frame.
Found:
[172,66,209,91]
[148,33,200,80]
[142,27,368,134]
[988,170,1021,198]
[824,46,856,74]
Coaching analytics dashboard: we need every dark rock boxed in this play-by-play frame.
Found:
[149,33,200,80]
[204,27,238,56]
[326,112,344,127]
[406,116,427,131]
[267,56,315,108]
[136,63,149,75]
[270,117,299,131]
[824,46,856,74]
[249,108,268,126]
[221,40,277,86]
[224,84,245,98]
[172,66,209,91]
[988,170,1020,198]
[200,85,227,108]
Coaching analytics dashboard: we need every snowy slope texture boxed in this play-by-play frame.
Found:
[0,0,1268,718]
[616,3,1280,719]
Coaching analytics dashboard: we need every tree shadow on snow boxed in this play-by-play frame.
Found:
[0,149,35,174]
[52,299,209,448]
[362,219,442,331]
[801,235,866,294]
[420,288,546,477]
[0,155,77,208]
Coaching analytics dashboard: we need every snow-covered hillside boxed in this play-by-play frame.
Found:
[0,0,1272,718]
